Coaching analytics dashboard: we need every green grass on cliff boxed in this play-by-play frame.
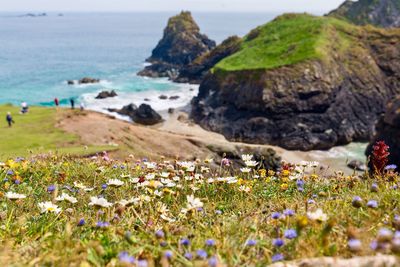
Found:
[215,13,358,72]
[0,105,115,159]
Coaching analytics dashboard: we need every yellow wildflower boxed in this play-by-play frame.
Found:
[280,183,288,191]
[282,170,290,177]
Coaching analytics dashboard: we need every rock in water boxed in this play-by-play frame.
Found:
[95,90,118,99]
[138,11,216,79]
[78,77,100,84]
[191,14,400,151]
[366,96,400,170]
[328,0,400,28]
[109,104,163,125]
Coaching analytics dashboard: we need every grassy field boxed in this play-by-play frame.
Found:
[215,13,358,72]
[0,104,116,159]
[0,153,399,266]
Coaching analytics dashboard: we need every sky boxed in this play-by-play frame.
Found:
[0,0,346,13]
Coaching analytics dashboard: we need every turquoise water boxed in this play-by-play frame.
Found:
[0,12,278,109]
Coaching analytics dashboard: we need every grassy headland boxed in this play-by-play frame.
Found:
[0,104,116,159]
[214,13,359,72]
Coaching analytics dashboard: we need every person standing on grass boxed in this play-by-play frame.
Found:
[54,97,59,107]
[70,98,75,109]
[6,112,14,127]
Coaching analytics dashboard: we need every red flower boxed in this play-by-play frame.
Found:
[372,141,390,174]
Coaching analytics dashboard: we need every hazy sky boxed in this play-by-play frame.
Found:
[0,0,346,13]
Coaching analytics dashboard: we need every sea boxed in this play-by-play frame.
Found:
[0,11,367,162]
[0,12,281,111]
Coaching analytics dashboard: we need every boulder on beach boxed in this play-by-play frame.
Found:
[109,103,163,125]
[347,160,367,171]
[138,11,216,80]
[95,90,118,99]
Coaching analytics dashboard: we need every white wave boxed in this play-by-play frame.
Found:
[81,83,199,121]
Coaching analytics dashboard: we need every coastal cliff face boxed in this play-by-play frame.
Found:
[191,14,400,151]
[138,11,216,79]
[328,0,400,28]
[175,36,242,84]
[366,97,400,168]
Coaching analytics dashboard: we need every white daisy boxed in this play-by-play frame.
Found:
[55,193,77,204]
[38,201,62,214]
[5,192,26,200]
[107,179,124,187]
[88,196,113,208]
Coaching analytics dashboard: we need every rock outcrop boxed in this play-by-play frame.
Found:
[174,35,242,84]
[95,90,117,99]
[191,14,400,151]
[109,104,163,125]
[68,77,100,85]
[366,96,400,168]
[328,0,400,28]
[138,11,216,80]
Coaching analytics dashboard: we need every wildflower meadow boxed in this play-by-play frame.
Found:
[1,142,400,266]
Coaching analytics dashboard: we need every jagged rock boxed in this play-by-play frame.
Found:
[366,96,400,169]
[168,108,175,114]
[175,36,242,84]
[144,98,150,102]
[328,0,400,28]
[169,96,180,100]
[67,80,75,85]
[191,14,400,151]
[109,104,163,125]
[159,95,168,100]
[95,90,117,99]
[347,160,367,171]
[138,11,216,80]
[78,77,100,84]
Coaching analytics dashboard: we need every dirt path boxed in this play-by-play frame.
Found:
[56,108,361,173]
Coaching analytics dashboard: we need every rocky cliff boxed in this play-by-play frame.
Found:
[174,36,242,84]
[366,97,400,168]
[191,14,400,151]
[328,0,400,28]
[138,11,216,79]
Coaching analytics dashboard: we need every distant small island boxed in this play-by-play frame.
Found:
[19,13,47,18]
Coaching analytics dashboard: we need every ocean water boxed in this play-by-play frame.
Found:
[0,12,278,111]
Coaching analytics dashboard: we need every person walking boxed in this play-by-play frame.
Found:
[20,102,28,114]
[70,98,75,109]
[6,112,14,127]
[80,102,85,111]
[54,98,59,107]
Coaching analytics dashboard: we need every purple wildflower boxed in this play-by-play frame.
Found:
[272,238,285,247]
[215,210,222,215]
[271,253,284,262]
[180,238,190,246]
[284,229,297,239]
[101,184,107,190]
[385,164,397,170]
[246,239,257,246]
[307,199,316,205]
[96,221,110,228]
[155,229,165,238]
[164,250,173,259]
[14,179,21,185]
[371,183,378,192]
[137,260,148,267]
[283,209,295,217]
[205,239,216,246]
[348,239,362,252]
[367,200,378,208]
[47,184,56,193]
[271,212,281,219]
[118,251,135,264]
[77,218,85,226]
[208,256,218,267]
[184,252,193,260]
[196,249,207,259]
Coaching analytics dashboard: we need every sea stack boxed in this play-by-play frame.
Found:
[138,11,216,80]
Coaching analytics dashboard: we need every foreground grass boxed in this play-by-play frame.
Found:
[0,104,116,159]
[1,155,399,266]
